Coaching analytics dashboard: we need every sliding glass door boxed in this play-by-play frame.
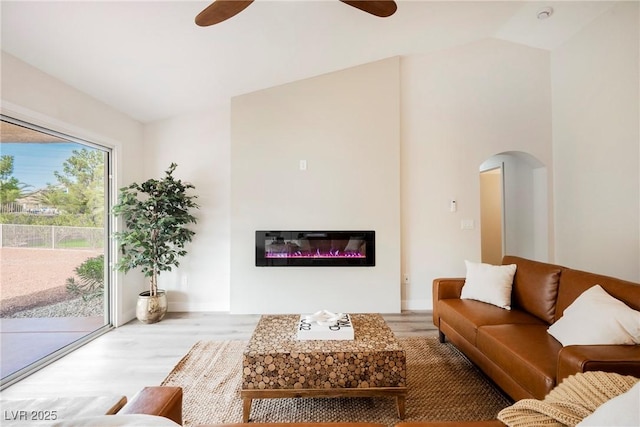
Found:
[0,116,112,389]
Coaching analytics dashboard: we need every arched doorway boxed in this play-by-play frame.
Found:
[480,151,549,263]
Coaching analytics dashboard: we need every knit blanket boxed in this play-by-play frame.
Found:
[497,371,639,427]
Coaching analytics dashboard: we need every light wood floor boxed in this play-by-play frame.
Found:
[0,311,435,401]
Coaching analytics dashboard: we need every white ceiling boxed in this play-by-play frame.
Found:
[1,1,616,123]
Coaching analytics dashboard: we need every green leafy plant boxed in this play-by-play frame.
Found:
[1,155,32,207]
[112,163,199,296]
[42,148,105,227]
[66,254,104,301]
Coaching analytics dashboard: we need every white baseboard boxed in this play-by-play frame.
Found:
[401,298,432,311]
[168,301,229,312]
[168,301,430,313]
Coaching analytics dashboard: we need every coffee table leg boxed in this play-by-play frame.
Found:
[396,395,406,419]
[242,397,252,422]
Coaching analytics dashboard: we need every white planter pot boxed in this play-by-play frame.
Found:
[136,289,168,324]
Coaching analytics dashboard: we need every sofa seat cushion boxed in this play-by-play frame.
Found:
[477,324,562,399]
[439,299,544,345]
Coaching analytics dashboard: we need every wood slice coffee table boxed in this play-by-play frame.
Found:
[241,313,407,422]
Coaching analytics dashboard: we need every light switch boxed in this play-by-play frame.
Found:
[299,160,307,171]
[461,219,474,230]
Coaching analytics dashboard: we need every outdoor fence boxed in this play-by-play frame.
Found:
[0,224,104,249]
[0,202,22,214]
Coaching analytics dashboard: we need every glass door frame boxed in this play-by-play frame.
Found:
[0,114,115,390]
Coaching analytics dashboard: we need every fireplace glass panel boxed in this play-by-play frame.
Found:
[256,231,375,266]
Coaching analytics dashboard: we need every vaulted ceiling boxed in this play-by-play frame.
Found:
[1,1,616,123]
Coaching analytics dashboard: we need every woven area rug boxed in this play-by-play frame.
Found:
[161,337,512,426]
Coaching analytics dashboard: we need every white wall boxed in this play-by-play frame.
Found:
[150,40,555,314]
[1,51,145,326]
[230,57,401,314]
[551,2,640,282]
[400,39,553,310]
[143,108,231,311]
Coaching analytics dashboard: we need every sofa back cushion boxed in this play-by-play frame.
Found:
[555,268,640,319]
[502,256,562,324]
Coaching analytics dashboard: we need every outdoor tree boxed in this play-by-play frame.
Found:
[42,148,105,226]
[0,155,31,207]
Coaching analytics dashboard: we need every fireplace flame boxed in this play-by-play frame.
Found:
[256,231,374,266]
[266,249,365,259]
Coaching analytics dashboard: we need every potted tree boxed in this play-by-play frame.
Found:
[112,163,199,323]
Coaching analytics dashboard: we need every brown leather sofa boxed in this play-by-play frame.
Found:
[433,255,640,401]
[118,386,183,424]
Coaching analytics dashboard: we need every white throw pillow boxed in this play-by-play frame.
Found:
[548,284,640,346]
[460,260,517,310]
[577,381,640,426]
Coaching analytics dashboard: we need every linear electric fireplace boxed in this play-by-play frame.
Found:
[256,230,375,266]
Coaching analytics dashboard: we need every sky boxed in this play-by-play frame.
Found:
[0,142,83,191]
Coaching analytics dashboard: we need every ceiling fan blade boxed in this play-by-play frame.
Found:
[339,1,397,18]
[195,0,254,27]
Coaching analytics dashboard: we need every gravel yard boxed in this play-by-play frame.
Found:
[0,247,104,318]
[9,295,104,318]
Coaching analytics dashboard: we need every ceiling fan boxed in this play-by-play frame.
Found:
[195,0,397,27]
